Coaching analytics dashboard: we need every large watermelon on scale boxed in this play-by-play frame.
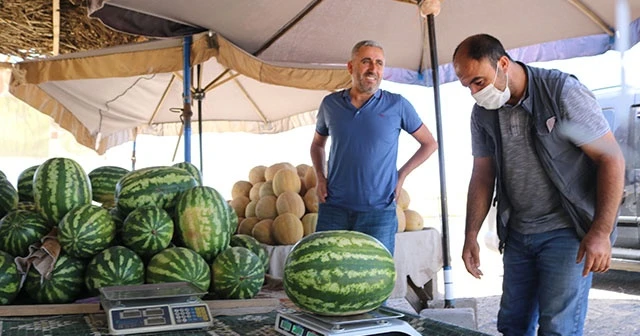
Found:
[121,205,173,257]
[0,250,20,305]
[146,247,210,292]
[283,231,396,316]
[0,179,18,219]
[115,166,198,215]
[24,252,86,304]
[212,246,265,299]
[58,204,115,259]
[17,165,38,202]
[85,246,144,296]
[88,166,129,204]
[0,209,51,257]
[175,186,233,263]
[33,157,91,225]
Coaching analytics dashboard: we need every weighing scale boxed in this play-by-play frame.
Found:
[275,307,422,336]
[99,282,213,335]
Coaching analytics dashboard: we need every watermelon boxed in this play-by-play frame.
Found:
[24,252,86,304]
[58,204,115,259]
[16,201,37,212]
[227,203,239,236]
[212,246,265,299]
[121,205,174,257]
[85,246,144,296]
[115,166,198,215]
[0,179,18,219]
[17,165,38,202]
[230,234,269,272]
[146,247,211,292]
[0,250,20,305]
[0,209,51,257]
[283,231,396,316]
[172,161,203,186]
[88,166,129,204]
[175,186,233,263]
[0,170,6,180]
[33,157,92,224]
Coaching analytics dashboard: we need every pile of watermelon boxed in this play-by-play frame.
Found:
[0,158,268,304]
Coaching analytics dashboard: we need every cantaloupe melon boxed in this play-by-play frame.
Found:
[231,181,253,199]
[301,213,318,237]
[272,169,301,196]
[245,200,258,218]
[397,188,410,210]
[265,162,296,181]
[396,206,406,232]
[230,196,250,218]
[303,166,317,189]
[276,191,306,218]
[255,195,277,220]
[249,182,264,201]
[258,181,275,198]
[272,213,304,245]
[303,188,319,213]
[249,165,267,184]
[252,219,275,245]
[404,209,424,231]
[238,217,260,235]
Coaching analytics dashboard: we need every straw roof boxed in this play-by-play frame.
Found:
[0,0,146,59]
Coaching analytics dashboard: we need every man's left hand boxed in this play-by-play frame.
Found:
[576,228,612,277]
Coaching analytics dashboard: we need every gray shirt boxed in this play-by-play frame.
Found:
[471,75,610,234]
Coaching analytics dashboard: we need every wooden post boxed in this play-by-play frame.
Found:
[52,0,60,55]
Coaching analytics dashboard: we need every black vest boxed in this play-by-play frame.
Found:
[473,63,605,249]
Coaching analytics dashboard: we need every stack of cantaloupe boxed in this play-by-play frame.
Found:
[396,188,425,232]
[229,162,319,246]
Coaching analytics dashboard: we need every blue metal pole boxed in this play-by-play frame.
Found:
[183,36,193,163]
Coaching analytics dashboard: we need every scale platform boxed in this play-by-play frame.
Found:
[275,307,421,336]
[99,282,213,335]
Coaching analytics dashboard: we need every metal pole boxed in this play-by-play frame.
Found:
[182,36,193,163]
[426,13,454,308]
[196,64,204,175]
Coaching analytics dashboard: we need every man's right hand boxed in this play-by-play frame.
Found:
[315,177,328,203]
[462,237,483,279]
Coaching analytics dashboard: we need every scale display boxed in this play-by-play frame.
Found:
[274,308,422,336]
[100,282,213,335]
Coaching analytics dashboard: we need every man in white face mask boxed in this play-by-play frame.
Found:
[452,34,625,336]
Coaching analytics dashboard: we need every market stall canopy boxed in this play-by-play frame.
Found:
[9,33,351,154]
[87,0,640,86]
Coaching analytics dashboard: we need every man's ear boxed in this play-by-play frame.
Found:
[347,61,353,74]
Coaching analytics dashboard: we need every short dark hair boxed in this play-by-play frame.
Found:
[453,34,512,68]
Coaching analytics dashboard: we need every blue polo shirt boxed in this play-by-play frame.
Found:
[316,89,423,211]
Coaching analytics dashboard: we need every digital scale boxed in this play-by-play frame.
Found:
[274,307,422,336]
[99,282,213,335]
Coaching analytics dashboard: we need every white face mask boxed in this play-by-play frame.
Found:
[472,63,510,110]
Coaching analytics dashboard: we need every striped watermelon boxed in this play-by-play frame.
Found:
[24,252,86,304]
[17,165,38,202]
[33,157,92,225]
[230,234,269,272]
[115,166,198,215]
[16,201,37,212]
[227,203,239,236]
[172,162,203,186]
[0,209,51,257]
[122,205,174,257]
[0,170,5,180]
[58,204,115,259]
[283,231,396,316]
[88,166,129,204]
[212,246,265,299]
[175,186,233,263]
[85,246,144,296]
[146,247,210,292]
[0,179,18,219]
[0,250,20,305]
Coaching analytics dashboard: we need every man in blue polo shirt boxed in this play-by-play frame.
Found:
[309,40,438,255]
